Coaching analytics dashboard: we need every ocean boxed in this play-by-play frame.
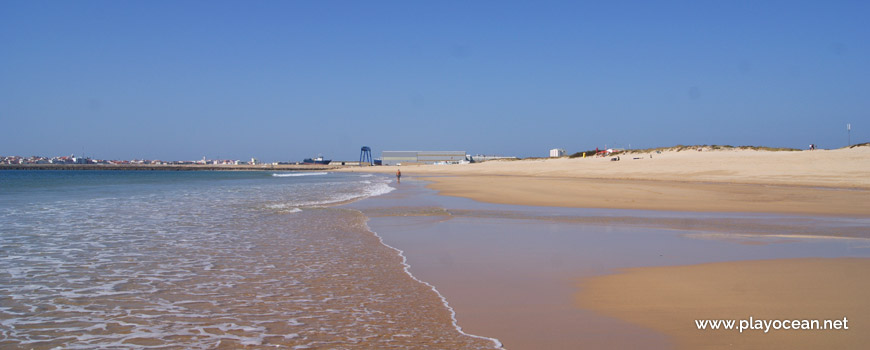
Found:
[0,170,500,349]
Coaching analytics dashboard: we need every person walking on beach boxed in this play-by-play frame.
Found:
[396,169,401,183]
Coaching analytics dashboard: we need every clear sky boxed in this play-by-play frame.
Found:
[1,1,867,161]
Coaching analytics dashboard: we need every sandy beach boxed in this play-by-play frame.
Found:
[342,146,870,217]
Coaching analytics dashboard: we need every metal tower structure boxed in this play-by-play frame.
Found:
[359,146,373,166]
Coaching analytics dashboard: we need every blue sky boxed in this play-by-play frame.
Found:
[1,1,867,161]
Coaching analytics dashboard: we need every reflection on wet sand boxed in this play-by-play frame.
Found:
[362,206,870,240]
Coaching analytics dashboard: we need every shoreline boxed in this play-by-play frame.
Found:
[360,215,504,349]
[352,184,672,349]
[329,175,503,348]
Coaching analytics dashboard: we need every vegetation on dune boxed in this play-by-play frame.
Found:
[618,143,869,153]
[736,145,801,152]
[622,145,801,154]
[568,151,599,158]
[519,142,866,162]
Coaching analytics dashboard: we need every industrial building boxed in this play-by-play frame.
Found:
[468,155,518,163]
[381,151,467,166]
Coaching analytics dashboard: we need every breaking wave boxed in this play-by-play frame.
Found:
[272,172,328,177]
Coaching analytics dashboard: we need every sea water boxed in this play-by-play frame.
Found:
[0,170,499,349]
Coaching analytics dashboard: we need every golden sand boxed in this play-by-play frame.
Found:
[577,258,870,350]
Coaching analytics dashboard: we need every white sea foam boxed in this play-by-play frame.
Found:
[0,171,468,349]
[272,172,328,177]
[267,179,395,210]
[266,203,303,213]
[310,181,395,206]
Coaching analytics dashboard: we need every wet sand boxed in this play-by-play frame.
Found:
[349,180,870,349]
[578,258,870,350]
[365,215,675,350]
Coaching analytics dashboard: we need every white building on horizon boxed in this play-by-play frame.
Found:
[549,148,566,158]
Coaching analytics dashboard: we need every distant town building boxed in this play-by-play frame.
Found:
[70,154,91,164]
[1,154,253,166]
[549,149,565,158]
[381,151,467,166]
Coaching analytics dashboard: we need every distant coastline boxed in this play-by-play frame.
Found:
[0,164,342,171]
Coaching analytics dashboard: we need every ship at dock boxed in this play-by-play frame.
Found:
[302,156,332,165]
